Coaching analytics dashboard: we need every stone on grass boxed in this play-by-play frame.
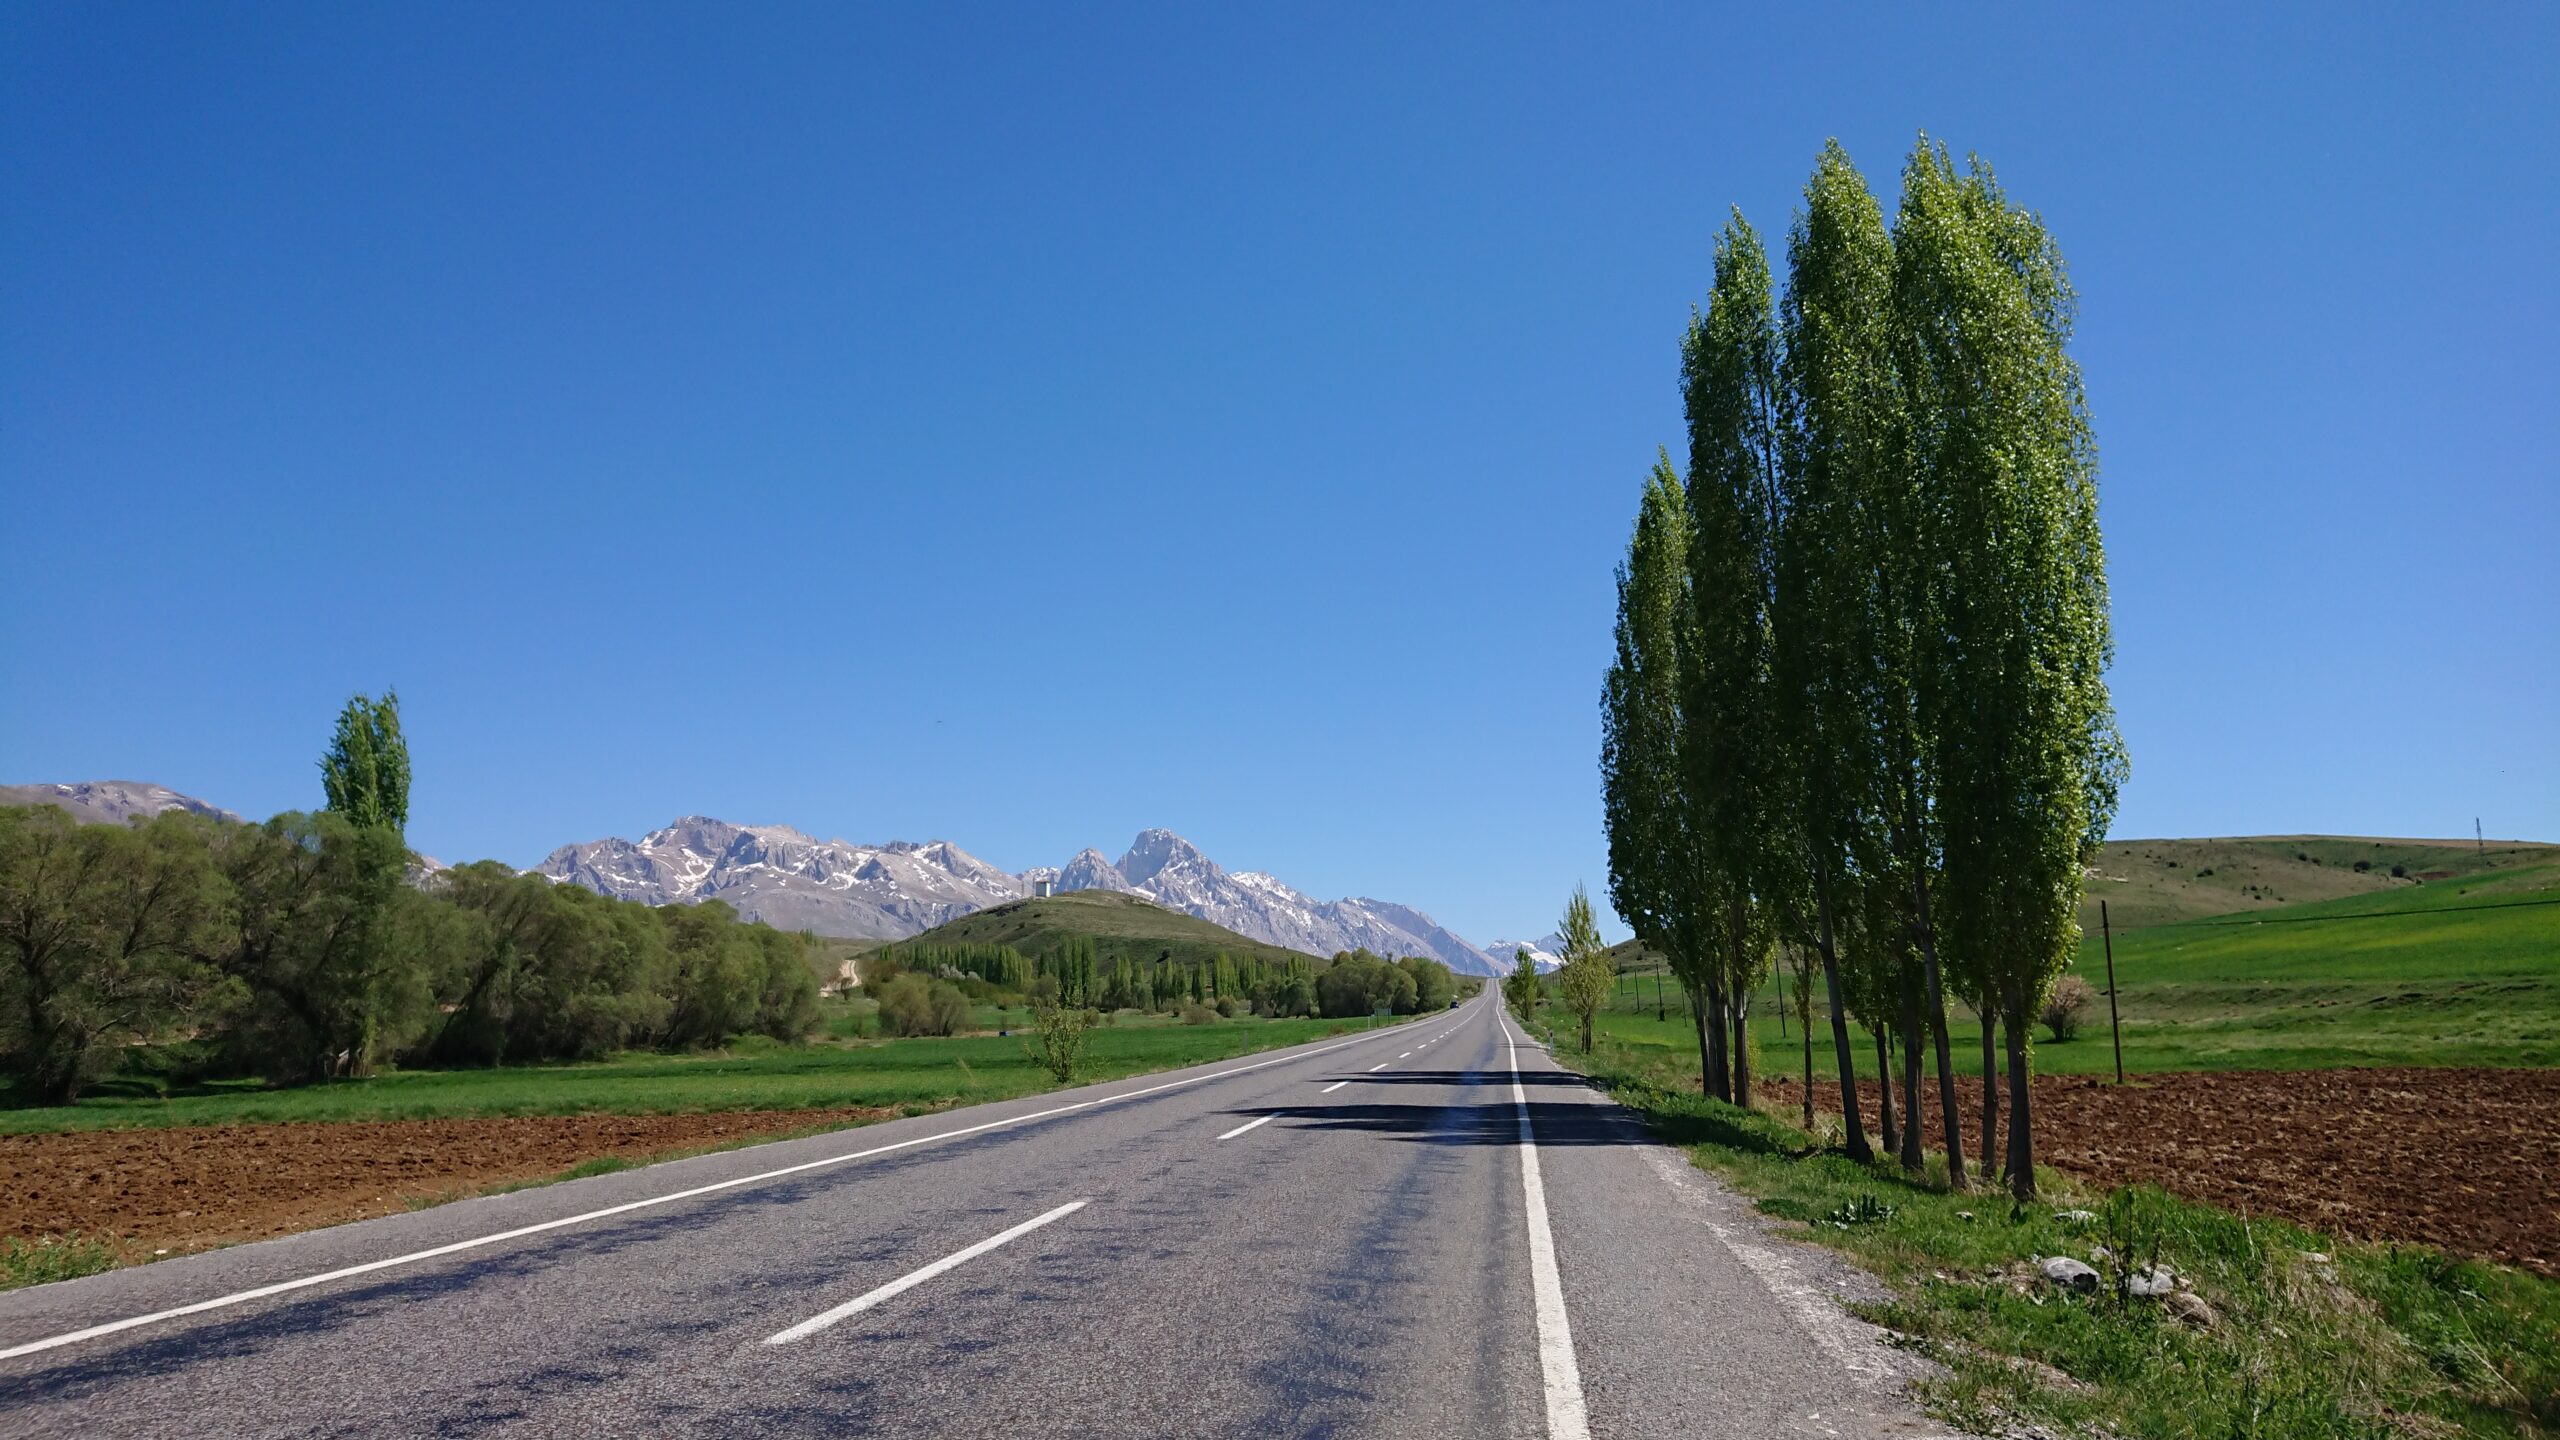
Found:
[2038,1256,2100,1294]
[2166,1290,2220,1330]
[2128,1265,2176,1298]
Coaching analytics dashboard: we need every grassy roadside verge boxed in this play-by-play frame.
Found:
[1532,1010,2560,1439]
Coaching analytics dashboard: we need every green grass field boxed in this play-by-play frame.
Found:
[0,1009,1412,1137]
[1600,858,2560,1075]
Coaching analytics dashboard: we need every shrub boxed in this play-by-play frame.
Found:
[877,975,970,1037]
[2390,863,2408,878]
[1212,995,1241,1018]
[1024,1002,1099,1082]
[1179,1001,1217,1025]
[2353,859,2372,873]
[2041,975,2097,1042]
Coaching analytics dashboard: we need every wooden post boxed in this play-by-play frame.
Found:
[2102,899,2125,1084]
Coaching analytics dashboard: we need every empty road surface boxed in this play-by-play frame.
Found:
[0,992,1951,1438]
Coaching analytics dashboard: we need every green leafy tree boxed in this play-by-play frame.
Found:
[1502,948,1541,1023]
[1396,955,1457,1012]
[1893,138,2123,1198]
[1682,210,1786,1105]
[319,690,411,835]
[1771,139,1904,1162]
[210,812,434,1080]
[1551,886,1613,1053]
[0,808,227,1104]
[1602,454,1731,1098]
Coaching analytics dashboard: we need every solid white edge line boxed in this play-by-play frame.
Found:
[1319,1081,1349,1094]
[1215,1112,1281,1141]
[0,1017,1425,1363]
[1502,1010,1592,1440]
[763,1200,1087,1345]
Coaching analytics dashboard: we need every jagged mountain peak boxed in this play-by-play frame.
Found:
[0,780,243,827]
[526,814,1501,974]
[1117,828,1214,888]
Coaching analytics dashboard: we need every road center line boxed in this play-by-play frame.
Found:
[1319,1080,1349,1094]
[0,1019,1423,1363]
[1501,1012,1592,1440]
[1216,1113,1281,1141]
[1368,1063,1389,1072]
[763,1201,1087,1345]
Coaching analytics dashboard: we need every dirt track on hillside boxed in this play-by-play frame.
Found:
[0,1108,901,1260]
[1757,1066,2558,1276]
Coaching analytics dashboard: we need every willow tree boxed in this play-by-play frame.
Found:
[1681,210,1785,1106]
[1894,139,2123,1199]
[1773,140,1901,1163]
[1601,456,1726,1096]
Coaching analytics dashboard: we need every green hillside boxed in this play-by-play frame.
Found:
[2079,834,2555,932]
[889,889,1320,971]
[1592,843,2560,1073]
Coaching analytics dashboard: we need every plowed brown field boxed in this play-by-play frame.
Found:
[0,1107,901,1260]
[1758,1066,2558,1276]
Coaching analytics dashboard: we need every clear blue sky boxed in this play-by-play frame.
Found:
[4,4,2553,945]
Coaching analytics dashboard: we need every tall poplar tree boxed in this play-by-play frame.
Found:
[1601,455,1724,1098]
[1894,139,2124,1198]
[1774,140,1901,1163]
[1681,211,1785,1106]
[320,690,411,836]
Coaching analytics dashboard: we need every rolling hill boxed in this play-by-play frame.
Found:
[2079,835,2557,932]
[881,889,1325,972]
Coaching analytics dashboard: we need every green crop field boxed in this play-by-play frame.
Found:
[1598,852,2560,1075]
[0,1010,1410,1137]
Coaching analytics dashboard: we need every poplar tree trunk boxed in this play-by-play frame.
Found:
[2003,978,2036,1200]
[1727,918,1753,1106]
[1705,973,1732,1103]
[1897,967,1924,1172]
[1978,1007,2000,1180]
[1910,882,1969,1190]
[1815,864,1872,1161]
[1688,978,1715,1100]
[1873,1027,1897,1157]
[1799,1010,1815,1127]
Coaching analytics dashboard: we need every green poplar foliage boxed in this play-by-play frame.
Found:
[1892,139,2123,1198]
[1601,455,1725,1091]
[1681,211,1786,1105]
[319,691,411,835]
[1607,135,2118,1196]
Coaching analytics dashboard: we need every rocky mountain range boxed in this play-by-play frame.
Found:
[0,780,243,827]
[534,821,1507,974]
[3,779,1512,975]
[1482,933,1569,973]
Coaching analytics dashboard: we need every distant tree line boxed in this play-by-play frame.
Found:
[1599,136,2122,1199]
[864,935,1462,1036]
[0,693,818,1106]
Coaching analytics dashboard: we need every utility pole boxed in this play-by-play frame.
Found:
[2477,817,2486,860]
[2102,900,2124,1085]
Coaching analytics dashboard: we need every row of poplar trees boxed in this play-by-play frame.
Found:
[1601,136,2124,1199]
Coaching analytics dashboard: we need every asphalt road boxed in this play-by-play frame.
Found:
[0,992,1953,1438]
